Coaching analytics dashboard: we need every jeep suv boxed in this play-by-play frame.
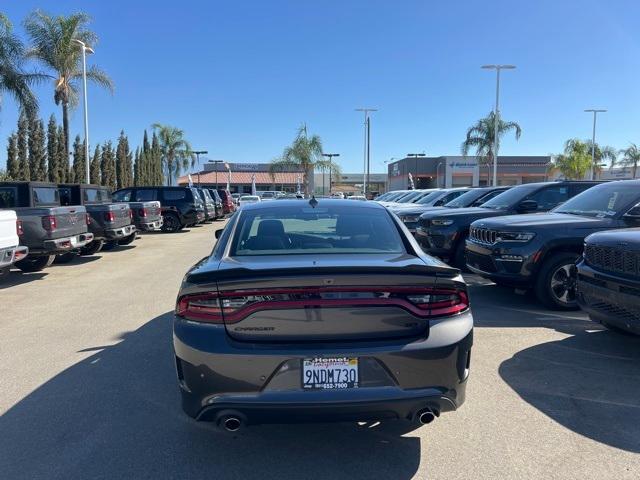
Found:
[416,181,600,268]
[465,180,640,310]
[112,186,204,232]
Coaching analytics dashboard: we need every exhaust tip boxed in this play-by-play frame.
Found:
[417,409,436,425]
[222,416,242,432]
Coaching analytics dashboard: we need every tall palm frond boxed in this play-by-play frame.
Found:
[152,123,195,185]
[618,143,640,179]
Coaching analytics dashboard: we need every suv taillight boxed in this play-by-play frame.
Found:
[138,208,148,218]
[176,287,469,324]
[41,215,57,231]
[128,208,133,220]
[104,211,115,222]
[86,213,91,225]
[16,219,24,236]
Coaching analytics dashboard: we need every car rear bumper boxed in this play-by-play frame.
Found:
[137,219,163,231]
[42,233,94,253]
[104,224,136,240]
[173,312,473,424]
[577,261,640,334]
[0,245,28,268]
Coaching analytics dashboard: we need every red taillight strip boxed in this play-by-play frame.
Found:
[176,287,469,324]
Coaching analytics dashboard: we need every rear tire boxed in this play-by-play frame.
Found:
[535,252,580,310]
[118,232,136,246]
[16,255,55,272]
[54,252,77,264]
[161,213,182,233]
[80,239,104,256]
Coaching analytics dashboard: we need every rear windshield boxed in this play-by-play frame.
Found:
[83,188,111,204]
[232,205,404,256]
[33,187,60,206]
[0,187,17,208]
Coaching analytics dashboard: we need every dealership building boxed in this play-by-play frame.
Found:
[387,155,553,191]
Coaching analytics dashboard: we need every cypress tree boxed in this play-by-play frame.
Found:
[56,126,68,182]
[133,147,141,186]
[17,111,30,180]
[90,144,101,184]
[72,135,86,184]
[47,115,59,182]
[115,130,133,189]
[6,133,19,179]
[101,141,116,190]
[151,131,162,185]
[28,117,46,181]
[141,130,150,185]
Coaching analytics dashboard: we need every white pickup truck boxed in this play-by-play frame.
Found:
[0,210,28,276]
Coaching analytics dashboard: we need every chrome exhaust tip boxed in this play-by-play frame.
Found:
[222,416,242,432]
[417,408,436,425]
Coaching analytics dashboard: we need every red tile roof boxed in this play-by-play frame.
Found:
[178,171,300,185]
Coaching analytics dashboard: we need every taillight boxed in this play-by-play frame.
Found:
[176,293,223,323]
[138,208,148,218]
[16,220,24,236]
[86,213,92,225]
[176,287,469,324]
[128,209,133,220]
[41,215,57,231]
[104,211,115,222]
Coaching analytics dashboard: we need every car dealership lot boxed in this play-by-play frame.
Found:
[0,222,638,480]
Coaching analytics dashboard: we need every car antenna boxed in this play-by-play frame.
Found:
[308,195,318,208]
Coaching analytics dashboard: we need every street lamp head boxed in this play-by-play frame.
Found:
[584,109,607,113]
[481,64,515,70]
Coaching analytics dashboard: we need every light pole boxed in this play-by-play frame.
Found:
[192,150,208,186]
[481,64,516,186]
[207,160,224,189]
[72,39,94,184]
[322,153,340,195]
[584,109,607,180]
[355,108,377,196]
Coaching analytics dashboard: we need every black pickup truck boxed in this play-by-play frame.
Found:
[59,184,136,255]
[416,181,600,268]
[465,180,640,310]
[0,181,94,271]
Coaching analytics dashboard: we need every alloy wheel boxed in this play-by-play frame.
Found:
[549,263,577,306]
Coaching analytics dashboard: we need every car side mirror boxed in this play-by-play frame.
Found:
[215,229,224,239]
[517,199,538,212]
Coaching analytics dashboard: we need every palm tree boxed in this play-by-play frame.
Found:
[0,14,42,116]
[461,111,522,185]
[24,10,113,157]
[270,124,336,195]
[152,123,194,185]
[552,139,592,180]
[617,143,640,179]
[585,140,617,178]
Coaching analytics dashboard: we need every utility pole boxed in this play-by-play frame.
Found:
[193,150,208,186]
[322,153,340,195]
[584,109,607,180]
[481,64,516,186]
[355,108,377,196]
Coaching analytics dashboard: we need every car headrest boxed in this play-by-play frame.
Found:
[257,219,285,237]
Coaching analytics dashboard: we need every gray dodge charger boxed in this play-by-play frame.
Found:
[173,198,473,431]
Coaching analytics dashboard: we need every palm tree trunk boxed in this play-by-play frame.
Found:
[633,163,638,179]
[62,101,70,160]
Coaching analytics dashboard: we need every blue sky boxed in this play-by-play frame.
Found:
[1,0,639,173]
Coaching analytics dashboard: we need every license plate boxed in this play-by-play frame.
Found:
[302,357,359,390]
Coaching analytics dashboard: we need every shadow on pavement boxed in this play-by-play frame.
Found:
[468,275,640,452]
[0,271,48,289]
[0,311,421,480]
[499,328,640,452]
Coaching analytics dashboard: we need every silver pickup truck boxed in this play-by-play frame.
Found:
[0,210,28,276]
[0,182,94,272]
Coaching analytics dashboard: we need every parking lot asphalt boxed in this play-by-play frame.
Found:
[0,221,639,480]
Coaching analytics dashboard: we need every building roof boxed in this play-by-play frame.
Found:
[178,171,301,185]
